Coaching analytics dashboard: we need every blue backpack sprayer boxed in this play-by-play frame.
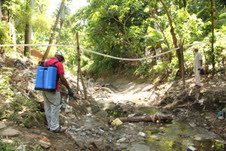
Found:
[34,61,58,92]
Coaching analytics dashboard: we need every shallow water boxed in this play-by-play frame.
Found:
[138,107,225,151]
[68,103,225,151]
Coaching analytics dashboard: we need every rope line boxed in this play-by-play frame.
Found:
[81,42,205,61]
[0,42,205,61]
[0,43,76,48]
[81,47,178,61]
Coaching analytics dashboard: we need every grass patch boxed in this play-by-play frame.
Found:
[2,95,45,128]
[0,141,16,151]
[0,140,44,151]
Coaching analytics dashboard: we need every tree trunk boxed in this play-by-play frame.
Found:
[56,7,65,44]
[24,23,32,56]
[42,0,65,61]
[0,0,2,21]
[56,20,64,44]
[150,7,171,62]
[179,41,185,88]
[210,0,215,75]
[24,0,34,56]
[159,0,182,77]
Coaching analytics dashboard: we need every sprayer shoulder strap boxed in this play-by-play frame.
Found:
[47,61,59,67]
[50,61,60,81]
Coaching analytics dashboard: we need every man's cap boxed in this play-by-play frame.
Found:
[55,50,65,61]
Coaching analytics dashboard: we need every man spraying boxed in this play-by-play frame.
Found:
[42,50,74,133]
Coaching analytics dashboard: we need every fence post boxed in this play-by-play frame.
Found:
[180,41,185,88]
[76,32,87,99]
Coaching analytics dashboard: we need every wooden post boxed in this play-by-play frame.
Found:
[76,32,87,99]
[180,41,185,88]
[210,0,215,76]
[76,38,80,94]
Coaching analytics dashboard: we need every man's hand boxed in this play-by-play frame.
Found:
[68,88,74,97]
[198,67,205,75]
[68,88,78,100]
[38,61,44,66]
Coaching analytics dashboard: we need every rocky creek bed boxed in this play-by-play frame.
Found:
[59,76,226,151]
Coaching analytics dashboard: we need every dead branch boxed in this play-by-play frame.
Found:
[119,114,173,123]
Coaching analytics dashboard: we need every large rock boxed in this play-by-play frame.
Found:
[0,127,21,137]
[0,122,7,130]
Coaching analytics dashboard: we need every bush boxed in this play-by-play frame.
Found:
[0,141,16,151]
[0,22,11,44]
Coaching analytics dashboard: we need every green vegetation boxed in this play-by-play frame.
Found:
[106,106,128,118]
[0,140,44,151]
[8,95,45,128]
[1,0,226,81]
[0,68,44,127]
[0,22,11,44]
[0,141,16,151]
[0,68,14,98]
[71,0,226,80]
[1,1,226,150]
[0,67,45,150]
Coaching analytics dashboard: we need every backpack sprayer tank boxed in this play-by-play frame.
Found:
[35,65,57,91]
